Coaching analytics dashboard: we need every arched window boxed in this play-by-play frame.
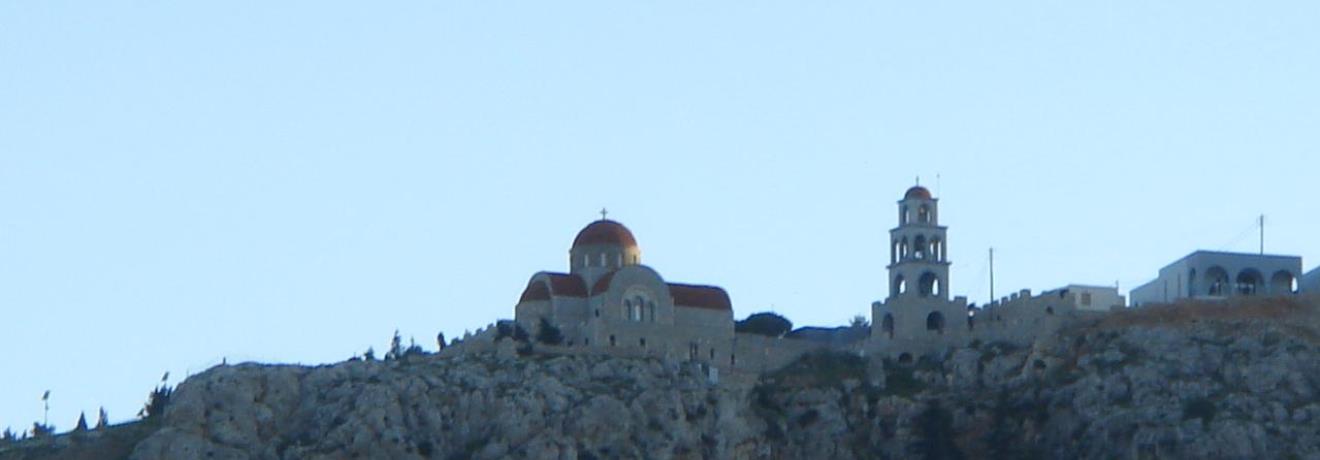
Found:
[918,205,930,223]
[1236,269,1263,296]
[1188,269,1197,297]
[914,235,928,260]
[926,311,945,333]
[609,335,616,346]
[600,253,608,267]
[901,206,910,225]
[882,313,895,339]
[1045,306,1055,315]
[1270,271,1296,294]
[1205,266,1229,296]
[931,239,944,262]
[900,238,910,260]
[919,272,941,297]
[893,276,907,297]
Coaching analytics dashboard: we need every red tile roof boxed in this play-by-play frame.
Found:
[592,271,617,295]
[519,273,587,302]
[905,186,932,200]
[547,273,588,297]
[572,220,638,248]
[669,283,732,311]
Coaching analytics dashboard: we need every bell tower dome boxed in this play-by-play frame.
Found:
[888,185,950,301]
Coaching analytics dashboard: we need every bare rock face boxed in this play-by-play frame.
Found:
[128,354,754,460]
[118,317,1320,460]
[8,301,1318,460]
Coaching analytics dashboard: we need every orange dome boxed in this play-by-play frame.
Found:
[572,220,638,248]
[904,186,933,200]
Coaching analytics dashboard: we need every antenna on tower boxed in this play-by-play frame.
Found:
[989,247,995,303]
[936,173,942,198]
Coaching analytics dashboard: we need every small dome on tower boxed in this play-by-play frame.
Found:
[572,220,638,249]
[904,186,933,200]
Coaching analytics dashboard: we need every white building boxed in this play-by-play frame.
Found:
[1303,267,1320,294]
[1130,251,1303,307]
[1053,284,1126,311]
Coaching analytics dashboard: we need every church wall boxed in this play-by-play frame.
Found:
[672,306,735,366]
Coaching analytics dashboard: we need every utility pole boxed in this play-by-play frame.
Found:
[989,247,995,303]
[1259,214,1265,255]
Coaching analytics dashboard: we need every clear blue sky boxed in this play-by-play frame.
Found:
[2,1,1317,432]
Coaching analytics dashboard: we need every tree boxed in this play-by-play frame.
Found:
[363,347,376,361]
[849,315,870,329]
[140,384,173,420]
[436,332,447,350]
[735,312,793,337]
[535,318,564,345]
[30,422,53,439]
[74,412,88,432]
[386,330,404,361]
[1,428,16,446]
[403,337,425,358]
[96,407,108,430]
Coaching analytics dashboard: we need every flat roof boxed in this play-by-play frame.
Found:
[1170,250,1302,265]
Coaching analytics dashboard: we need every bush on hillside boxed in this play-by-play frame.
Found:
[736,312,793,337]
[536,318,564,345]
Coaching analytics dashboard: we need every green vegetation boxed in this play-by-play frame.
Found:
[735,312,793,338]
[882,360,925,397]
[767,350,867,388]
[535,318,564,345]
[1182,397,1217,425]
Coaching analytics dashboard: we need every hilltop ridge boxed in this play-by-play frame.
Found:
[4,296,1320,459]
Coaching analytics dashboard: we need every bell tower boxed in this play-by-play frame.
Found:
[888,185,950,301]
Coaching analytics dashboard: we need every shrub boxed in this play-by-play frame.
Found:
[735,312,793,337]
[1182,397,1217,425]
[30,422,54,439]
[882,359,924,397]
[536,318,564,345]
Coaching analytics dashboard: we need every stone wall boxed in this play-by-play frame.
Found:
[730,333,829,375]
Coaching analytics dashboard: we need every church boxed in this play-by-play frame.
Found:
[501,185,1135,372]
[512,217,736,367]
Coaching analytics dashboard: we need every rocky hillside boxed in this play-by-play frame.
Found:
[4,297,1320,459]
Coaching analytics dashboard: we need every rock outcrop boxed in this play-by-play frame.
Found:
[5,298,1319,459]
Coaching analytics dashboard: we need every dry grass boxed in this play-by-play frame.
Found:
[1071,295,1320,344]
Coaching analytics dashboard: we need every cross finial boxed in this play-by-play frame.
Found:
[915,176,921,186]
[600,208,608,220]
